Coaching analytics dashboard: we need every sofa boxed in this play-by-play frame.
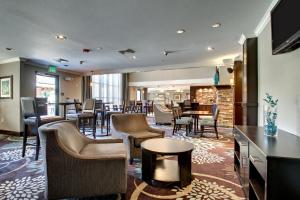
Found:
[111,113,165,164]
[38,120,127,199]
[153,103,173,124]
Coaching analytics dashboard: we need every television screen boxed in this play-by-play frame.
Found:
[271,0,300,54]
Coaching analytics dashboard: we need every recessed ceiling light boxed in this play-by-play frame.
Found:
[55,34,67,40]
[211,23,221,28]
[132,55,137,59]
[5,47,15,51]
[207,46,214,51]
[176,29,186,34]
[95,47,103,51]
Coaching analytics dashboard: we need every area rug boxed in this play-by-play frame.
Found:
[0,118,245,200]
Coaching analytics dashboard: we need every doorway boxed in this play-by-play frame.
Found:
[35,74,59,116]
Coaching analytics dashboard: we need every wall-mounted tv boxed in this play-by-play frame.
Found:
[271,0,300,55]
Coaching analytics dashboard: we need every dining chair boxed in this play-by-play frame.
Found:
[200,105,220,138]
[67,99,96,138]
[113,105,119,111]
[172,107,193,136]
[20,97,63,160]
[94,99,104,133]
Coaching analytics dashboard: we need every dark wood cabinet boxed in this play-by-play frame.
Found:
[234,60,243,125]
[242,38,258,126]
[234,126,300,200]
[234,38,258,126]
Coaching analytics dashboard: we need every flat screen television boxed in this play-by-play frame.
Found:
[271,0,300,55]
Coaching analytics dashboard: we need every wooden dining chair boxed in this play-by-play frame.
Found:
[21,97,63,160]
[66,99,96,138]
[172,107,192,136]
[200,105,220,138]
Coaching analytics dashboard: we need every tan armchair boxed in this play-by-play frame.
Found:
[153,103,173,124]
[38,120,127,200]
[111,113,165,164]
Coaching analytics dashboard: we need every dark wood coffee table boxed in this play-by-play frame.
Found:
[141,138,194,188]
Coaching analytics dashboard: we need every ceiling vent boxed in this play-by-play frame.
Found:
[56,58,69,63]
[118,48,135,55]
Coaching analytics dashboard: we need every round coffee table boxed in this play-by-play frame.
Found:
[141,138,194,188]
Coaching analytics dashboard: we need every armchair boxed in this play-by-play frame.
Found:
[111,113,164,164]
[38,120,127,199]
[153,103,173,124]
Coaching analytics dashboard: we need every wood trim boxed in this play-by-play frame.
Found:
[0,129,22,136]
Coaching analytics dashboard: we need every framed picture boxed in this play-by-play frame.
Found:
[0,75,13,99]
[173,94,181,101]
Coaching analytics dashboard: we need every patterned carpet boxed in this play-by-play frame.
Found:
[0,117,245,200]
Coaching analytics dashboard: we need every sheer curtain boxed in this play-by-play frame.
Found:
[91,74,122,105]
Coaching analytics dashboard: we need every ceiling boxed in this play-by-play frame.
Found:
[0,0,272,73]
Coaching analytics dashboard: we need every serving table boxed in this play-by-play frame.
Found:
[141,138,194,188]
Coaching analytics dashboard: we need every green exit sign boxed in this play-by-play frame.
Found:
[48,65,57,73]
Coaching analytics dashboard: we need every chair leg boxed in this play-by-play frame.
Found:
[106,115,109,136]
[22,125,28,157]
[200,125,204,137]
[129,158,134,165]
[35,133,40,161]
[93,117,96,139]
[172,123,176,135]
[120,193,126,200]
[215,123,218,139]
[186,125,189,136]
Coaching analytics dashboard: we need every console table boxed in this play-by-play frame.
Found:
[234,126,300,200]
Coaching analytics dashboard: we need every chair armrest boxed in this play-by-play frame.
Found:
[111,130,130,140]
[147,127,165,136]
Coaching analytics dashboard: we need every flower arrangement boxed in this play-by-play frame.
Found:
[263,93,278,136]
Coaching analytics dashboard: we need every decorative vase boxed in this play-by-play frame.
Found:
[214,66,220,85]
[263,104,278,137]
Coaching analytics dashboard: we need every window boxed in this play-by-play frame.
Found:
[136,90,141,101]
[91,74,122,105]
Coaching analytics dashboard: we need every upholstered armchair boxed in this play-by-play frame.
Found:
[153,104,173,124]
[38,120,127,199]
[111,113,165,164]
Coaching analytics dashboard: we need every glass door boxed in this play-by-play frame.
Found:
[36,74,59,116]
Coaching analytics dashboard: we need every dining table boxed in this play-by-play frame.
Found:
[182,110,212,134]
[59,102,82,119]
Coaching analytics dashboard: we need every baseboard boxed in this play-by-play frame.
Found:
[0,129,23,136]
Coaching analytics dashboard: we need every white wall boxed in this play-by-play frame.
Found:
[0,61,21,132]
[258,22,300,136]
[129,66,233,85]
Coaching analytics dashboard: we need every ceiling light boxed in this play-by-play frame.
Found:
[55,34,67,40]
[176,29,185,34]
[95,47,103,51]
[132,55,136,59]
[211,23,221,28]
[207,46,214,51]
[5,47,15,51]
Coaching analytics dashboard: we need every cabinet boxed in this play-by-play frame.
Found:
[234,38,258,126]
[234,126,300,200]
